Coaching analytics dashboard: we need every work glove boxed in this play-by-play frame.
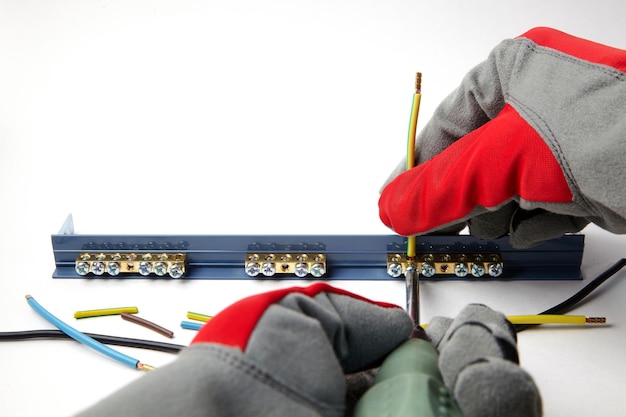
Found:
[426,304,542,417]
[379,26,626,248]
[74,283,413,417]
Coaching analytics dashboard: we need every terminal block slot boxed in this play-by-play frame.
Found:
[244,253,327,278]
[74,252,186,278]
[386,253,503,278]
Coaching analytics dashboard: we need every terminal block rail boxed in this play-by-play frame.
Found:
[51,216,584,281]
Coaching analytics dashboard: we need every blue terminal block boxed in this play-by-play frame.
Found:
[51,215,584,281]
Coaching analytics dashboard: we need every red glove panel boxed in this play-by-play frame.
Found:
[379,104,572,237]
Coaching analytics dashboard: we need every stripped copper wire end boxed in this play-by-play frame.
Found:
[585,316,607,324]
[415,72,422,94]
[137,362,155,371]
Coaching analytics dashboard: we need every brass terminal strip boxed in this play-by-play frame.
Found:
[75,252,186,278]
[386,253,503,278]
[245,253,327,278]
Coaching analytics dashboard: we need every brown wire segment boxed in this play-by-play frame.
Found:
[121,312,175,339]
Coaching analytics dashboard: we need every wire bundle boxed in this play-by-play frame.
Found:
[1,259,623,363]
[25,295,154,371]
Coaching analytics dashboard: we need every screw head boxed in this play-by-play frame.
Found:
[454,263,469,277]
[107,262,121,276]
[245,262,261,277]
[138,261,152,276]
[294,262,309,278]
[488,262,503,277]
[153,262,168,276]
[91,261,105,276]
[421,262,436,277]
[261,262,276,277]
[387,263,403,278]
[470,263,485,277]
[168,263,184,279]
[75,262,90,276]
[310,263,326,278]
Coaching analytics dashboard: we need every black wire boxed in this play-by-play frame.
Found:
[515,258,626,332]
[0,330,185,354]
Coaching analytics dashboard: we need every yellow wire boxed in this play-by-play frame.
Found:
[406,74,422,259]
[421,315,605,328]
[406,93,421,171]
[74,306,138,319]
[186,311,213,322]
[506,315,588,325]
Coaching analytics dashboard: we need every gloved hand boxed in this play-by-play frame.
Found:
[74,283,413,417]
[354,303,542,417]
[426,304,542,417]
[379,27,626,248]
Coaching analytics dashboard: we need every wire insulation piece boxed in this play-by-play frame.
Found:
[121,312,174,338]
[180,320,203,331]
[25,295,153,370]
[186,312,213,322]
[74,306,138,319]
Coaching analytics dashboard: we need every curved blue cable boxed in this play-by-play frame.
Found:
[26,295,139,369]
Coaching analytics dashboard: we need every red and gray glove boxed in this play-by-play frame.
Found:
[75,283,413,417]
[379,27,626,248]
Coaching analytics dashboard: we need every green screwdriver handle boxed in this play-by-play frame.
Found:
[354,337,464,417]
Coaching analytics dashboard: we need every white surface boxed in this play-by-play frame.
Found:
[1,1,625,416]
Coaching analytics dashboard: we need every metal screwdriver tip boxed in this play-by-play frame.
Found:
[585,317,607,324]
[415,72,422,94]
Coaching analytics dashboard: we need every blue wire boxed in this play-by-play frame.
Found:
[25,295,140,369]
[180,320,203,331]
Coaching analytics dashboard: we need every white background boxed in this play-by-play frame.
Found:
[1,1,625,416]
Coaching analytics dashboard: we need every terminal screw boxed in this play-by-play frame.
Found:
[488,262,503,277]
[454,263,469,277]
[294,263,309,278]
[245,262,261,277]
[168,263,185,279]
[262,262,276,277]
[138,261,152,276]
[470,263,485,277]
[153,262,168,276]
[75,262,90,276]
[387,263,403,278]
[107,262,121,276]
[91,261,105,276]
[310,263,326,278]
[421,262,436,278]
